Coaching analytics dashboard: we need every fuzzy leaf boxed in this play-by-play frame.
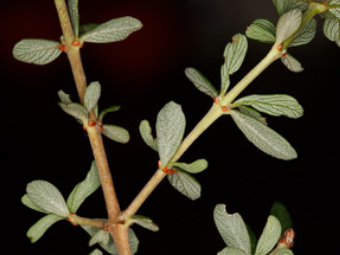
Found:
[270,202,292,234]
[139,120,158,151]
[221,34,248,94]
[130,215,159,232]
[89,230,110,247]
[281,54,303,73]
[67,161,101,213]
[98,105,121,121]
[170,159,208,173]
[217,247,248,255]
[68,0,79,37]
[13,39,62,65]
[247,225,257,255]
[80,17,142,43]
[233,94,303,119]
[156,101,186,166]
[230,110,297,160]
[167,168,201,200]
[246,19,276,43]
[274,248,294,255]
[89,249,103,255]
[255,216,281,255]
[84,81,101,112]
[22,194,50,214]
[214,204,251,255]
[27,181,70,217]
[27,214,64,243]
[276,9,302,44]
[290,18,316,47]
[58,90,73,105]
[102,125,130,144]
[58,102,88,123]
[185,67,218,99]
[328,0,340,19]
[323,18,340,47]
[238,106,267,125]
[273,0,308,17]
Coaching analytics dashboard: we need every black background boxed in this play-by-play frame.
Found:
[2,0,339,254]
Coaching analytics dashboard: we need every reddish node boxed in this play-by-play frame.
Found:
[80,42,84,49]
[83,125,87,130]
[162,167,169,173]
[167,169,179,175]
[88,120,96,127]
[102,226,109,231]
[214,97,219,104]
[72,40,80,46]
[66,217,78,226]
[118,220,126,225]
[158,160,162,168]
[322,0,327,4]
[58,44,66,51]
[279,228,295,248]
[222,106,231,112]
[232,38,238,43]
[281,52,287,57]
[277,43,283,51]
[99,125,104,132]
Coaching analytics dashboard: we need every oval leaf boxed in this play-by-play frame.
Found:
[217,247,248,255]
[89,249,103,255]
[274,248,294,255]
[80,23,99,36]
[27,214,64,243]
[156,101,186,166]
[214,204,251,255]
[323,18,340,47]
[167,168,201,200]
[255,216,281,255]
[185,67,218,99]
[139,120,158,151]
[130,215,159,232]
[21,194,49,214]
[67,161,101,213]
[84,81,101,112]
[270,202,292,234]
[276,9,302,44]
[80,16,142,43]
[13,39,62,65]
[89,229,110,247]
[58,102,88,122]
[230,110,297,160]
[237,106,268,126]
[233,94,303,119]
[170,159,208,173]
[98,105,121,121]
[281,54,303,73]
[102,124,130,144]
[26,180,70,217]
[290,18,316,47]
[58,90,73,105]
[246,19,276,43]
[68,0,79,37]
[328,0,340,19]
[273,0,308,17]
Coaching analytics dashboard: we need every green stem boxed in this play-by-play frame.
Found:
[68,214,106,228]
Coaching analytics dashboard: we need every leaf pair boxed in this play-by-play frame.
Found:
[185,33,248,99]
[58,82,129,144]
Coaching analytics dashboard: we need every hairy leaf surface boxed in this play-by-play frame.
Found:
[255,216,281,255]
[102,125,130,144]
[185,67,218,99]
[276,9,302,44]
[139,120,158,151]
[27,214,63,243]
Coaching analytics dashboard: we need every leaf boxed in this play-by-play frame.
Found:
[102,124,130,144]
[58,90,73,105]
[58,102,88,123]
[270,202,292,234]
[80,23,100,36]
[26,180,70,217]
[245,19,276,43]
[84,81,102,112]
[276,9,302,44]
[274,248,294,255]
[272,0,308,17]
[68,0,79,37]
[89,249,103,255]
[21,194,50,214]
[247,225,257,255]
[98,105,121,121]
[230,110,297,160]
[167,168,201,200]
[323,18,340,47]
[233,94,303,119]
[217,247,248,255]
[170,159,208,173]
[255,216,281,255]
[214,204,251,255]
[80,16,142,43]
[27,214,64,243]
[13,39,62,65]
[221,34,248,94]
[281,54,304,73]
[290,18,316,47]
[156,101,186,166]
[130,215,159,232]
[184,67,218,99]
[67,161,101,213]
[328,0,340,19]
[89,229,110,247]
[238,106,268,126]
[139,120,158,151]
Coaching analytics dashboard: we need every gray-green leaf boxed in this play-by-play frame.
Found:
[84,81,101,112]
[290,18,316,47]
[233,94,303,119]
[58,90,73,105]
[167,168,201,200]
[185,67,218,99]
[21,194,50,214]
[273,0,308,17]
[27,181,70,217]
[13,39,62,65]
[328,0,340,19]
[80,17,142,43]
[58,102,88,123]
[139,120,158,151]
[80,24,99,37]
[323,18,340,47]
[170,159,208,173]
[230,110,297,160]
[130,215,159,232]
[214,204,251,255]
[217,247,248,255]
[68,0,79,37]
[27,214,64,243]
[156,101,186,166]
[270,202,292,234]
[281,54,303,73]
[98,105,121,121]
[89,249,103,255]
[238,106,268,126]
[255,216,281,255]
[245,19,276,43]
[102,124,130,144]
[276,9,302,44]
[67,161,101,213]
[274,248,294,255]
[247,225,257,255]
[89,229,110,247]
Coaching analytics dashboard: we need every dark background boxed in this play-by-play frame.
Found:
[2,0,339,254]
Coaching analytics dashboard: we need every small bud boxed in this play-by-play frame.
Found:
[214,97,219,104]
[277,43,283,51]
[167,169,179,175]
[99,125,104,132]
[222,106,231,112]
[88,120,96,127]
[162,167,169,173]
[58,45,66,51]
[72,40,80,46]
